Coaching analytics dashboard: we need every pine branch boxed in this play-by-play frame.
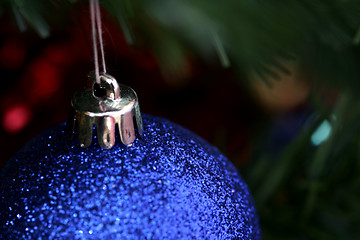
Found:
[2,0,360,88]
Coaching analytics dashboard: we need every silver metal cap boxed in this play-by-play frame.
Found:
[67,72,143,149]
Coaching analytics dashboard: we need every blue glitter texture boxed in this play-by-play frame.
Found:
[0,115,260,239]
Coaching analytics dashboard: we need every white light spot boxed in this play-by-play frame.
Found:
[311,120,332,146]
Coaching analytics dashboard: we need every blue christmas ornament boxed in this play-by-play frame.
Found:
[0,114,260,239]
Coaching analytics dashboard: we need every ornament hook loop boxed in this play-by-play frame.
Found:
[67,72,143,149]
[91,72,121,100]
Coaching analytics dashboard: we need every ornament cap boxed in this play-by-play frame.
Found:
[67,72,143,149]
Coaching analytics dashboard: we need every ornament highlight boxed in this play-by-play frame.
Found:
[0,115,260,239]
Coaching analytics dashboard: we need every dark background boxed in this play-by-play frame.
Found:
[0,6,272,166]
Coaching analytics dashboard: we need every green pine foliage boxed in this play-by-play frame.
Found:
[2,0,360,239]
[3,0,360,88]
[246,92,360,239]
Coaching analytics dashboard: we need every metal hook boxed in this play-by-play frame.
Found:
[67,72,143,149]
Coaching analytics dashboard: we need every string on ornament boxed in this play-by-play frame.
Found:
[90,0,107,84]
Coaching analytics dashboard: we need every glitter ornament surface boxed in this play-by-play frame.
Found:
[0,115,260,239]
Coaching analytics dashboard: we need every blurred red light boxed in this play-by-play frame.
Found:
[2,104,32,134]
[30,59,61,101]
[44,45,68,66]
